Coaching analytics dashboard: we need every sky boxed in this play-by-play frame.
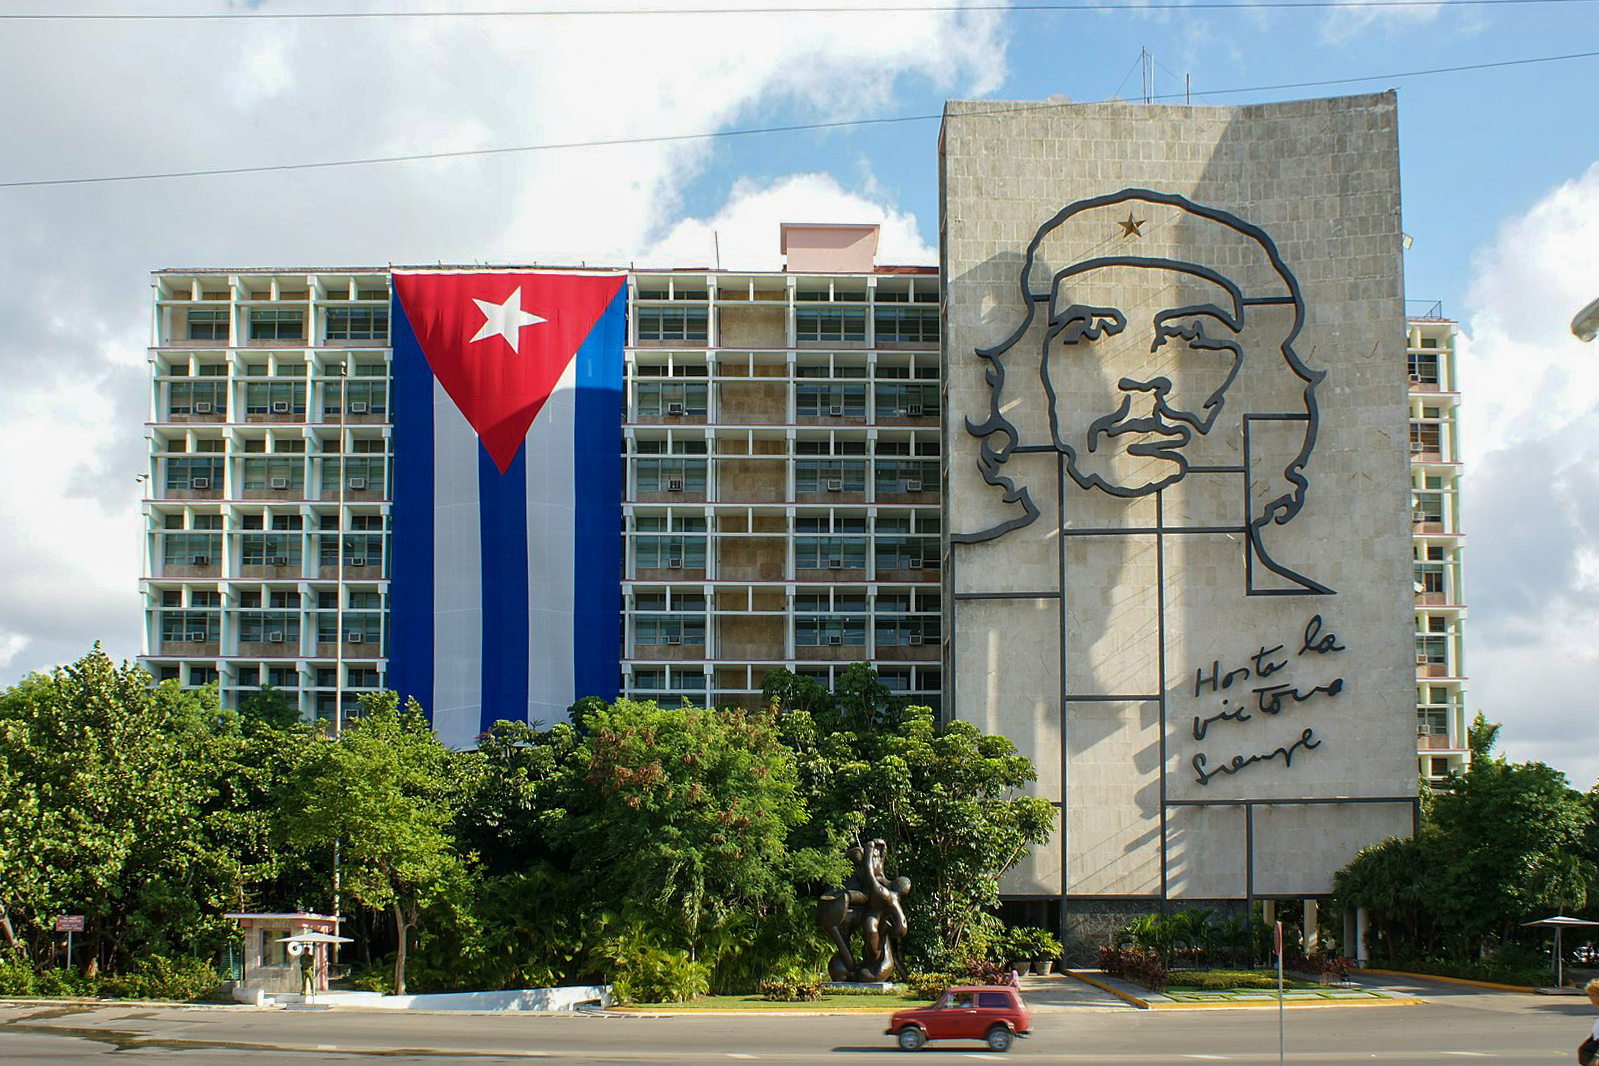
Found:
[0,0,1596,783]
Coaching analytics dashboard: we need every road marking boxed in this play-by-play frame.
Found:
[727,1056,757,1060]
[316,1046,337,1051]
[1181,1057,1231,1061]
[1440,1054,1492,1058]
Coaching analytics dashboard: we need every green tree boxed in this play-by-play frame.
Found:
[284,693,474,995]
[1466,712,1502,763]
[0,647,238,967]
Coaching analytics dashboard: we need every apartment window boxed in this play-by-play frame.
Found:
[875,617,940,646]
[244,382,307,416]
[348,667,382,689]
[874,382,939,417]
[795,616,867,647]
[795,383,867,418]
[795,536,867,570]
[161,532,222,566]
[240,533,302,567]
[241,458,305,493]
[874,459,938,493]
[875,536,938,570]
[321,531,385,569]
[165,457,223,492]
[169,380,227,417]
[635,381,709,417]
[187,308,229,341]
[249,309,305,341]
[238,612,300,644]
[267,666,300,690]
[322,456,386,496]
[794,460,868,493]
[636,615,706,645]
[795,307,866,343]
[873,306,939,343]
[160,609,219,643]
[325,306,389,341]
[636,307,708,343]
[635,458,708,493]
[634,517,707,569]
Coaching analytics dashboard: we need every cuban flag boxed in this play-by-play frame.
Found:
[387,270,625,748]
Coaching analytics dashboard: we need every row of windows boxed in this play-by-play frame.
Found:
[158,535,385,568]
[163,363,388,379]
[629,617,941,646]
[166,381,389,418]
[630,460,938,494]
[161,459,388,494]
[184,307,389,343]
[635,307,938,344]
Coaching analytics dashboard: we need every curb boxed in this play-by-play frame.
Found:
[1063,969,1150,1009]
[606,1007,896,1016]
[1357,969,1538,994]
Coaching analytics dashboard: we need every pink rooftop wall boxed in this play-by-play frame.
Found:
[780,224,880,274]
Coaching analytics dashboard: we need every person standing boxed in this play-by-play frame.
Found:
[1579,979,1599,1066]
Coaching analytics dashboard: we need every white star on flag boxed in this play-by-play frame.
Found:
[470,287,546,353]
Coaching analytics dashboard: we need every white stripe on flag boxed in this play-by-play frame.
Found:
[526,359,578,728]
[432,375,483,749]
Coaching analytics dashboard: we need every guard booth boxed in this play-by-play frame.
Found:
[226,912,345,995]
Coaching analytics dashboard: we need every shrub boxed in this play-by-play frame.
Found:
[904,971,955,1000]
[349,967,393,995]
[958,957,1011,985]
[33,967,96,998]
[1388,954,1549,988]
[0,955,35,997]
[1096,946,1168,993]
[101,956,222,1002]
[1166,969,1280,991]
[758,971,822,1002]
[1290,953,1352,982]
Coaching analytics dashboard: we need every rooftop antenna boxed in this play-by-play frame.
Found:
[1141,46,1152,104]
[714,231,722,271]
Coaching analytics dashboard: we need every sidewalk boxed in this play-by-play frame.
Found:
[1058,969,1422,1010]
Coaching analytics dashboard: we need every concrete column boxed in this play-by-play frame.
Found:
[1303,900,1319,955]
[1262,900,1275,928]
[1355,907,1370,965]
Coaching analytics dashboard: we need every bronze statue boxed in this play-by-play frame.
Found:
[818,838,911,982]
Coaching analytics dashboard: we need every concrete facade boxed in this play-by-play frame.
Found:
[941,94,1418,907]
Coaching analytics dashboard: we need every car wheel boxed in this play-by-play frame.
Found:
[897,1026,926,1051]
[985,1025,1014,1052]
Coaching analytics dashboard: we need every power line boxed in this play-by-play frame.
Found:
[5,0,1599,20]
[3,47,1596,190]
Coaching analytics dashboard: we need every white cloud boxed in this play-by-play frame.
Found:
[1457,161,1599,788]
[0,0,1004,684]
[1318,0,1447,45]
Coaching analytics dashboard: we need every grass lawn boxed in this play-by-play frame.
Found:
[1164,969,1323,992]
[627,991,931,1010]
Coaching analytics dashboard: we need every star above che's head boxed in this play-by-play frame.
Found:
[1118,212,1146,238]
[471,286,546,353]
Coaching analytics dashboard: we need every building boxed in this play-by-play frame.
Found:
[139,224,942,719]
[1408,315,1471,781]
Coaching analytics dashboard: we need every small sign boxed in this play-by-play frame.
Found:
[54,915,84,933]
[1274,920,1283,957]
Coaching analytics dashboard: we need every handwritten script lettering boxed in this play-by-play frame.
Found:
[1193,728,1321,786]
[1186,616,1346,783]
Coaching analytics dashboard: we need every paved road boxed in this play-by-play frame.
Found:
[0,975,1589,1064]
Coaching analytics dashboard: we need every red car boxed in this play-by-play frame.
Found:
[886,984,1030,1052]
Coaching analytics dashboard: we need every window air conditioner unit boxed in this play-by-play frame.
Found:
[1410,441,1426,453]
[828,405,844,417]
[267,631,284,643]
[193,401,213,414]
[906,404,923,416]
[825,479,844,492]
[271,401,290,414]
[666,402,685,416]
[906,558,922,570]
[666,478,685,492]
[908,633,923,645]
[348,632,364,644]
[350,556,367,567]
[1408,374,1422,384]
[903,479,923,493]
[349,401,368,414]
[1416,652,1430,665]
[828,634,843,646]
[191,555,210,566]
[667,557,683,569]
[1412,511,1429,523]
[828,559,843,569]
[270,477,289,489]
[186,631,206,642]
[190,477,210,489]
[1417,723,1431,736]
[271,556,288,567]
[349,477,367,490]
[666,635,683,645]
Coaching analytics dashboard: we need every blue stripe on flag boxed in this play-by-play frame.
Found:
[572,286,626,704]
[479,442,531,733]
[387,295,435,714]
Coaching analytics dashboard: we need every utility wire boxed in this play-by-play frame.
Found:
[3,47,1596,190]
[5,0,1599,19]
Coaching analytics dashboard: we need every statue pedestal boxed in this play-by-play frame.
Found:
[823,981,896,994]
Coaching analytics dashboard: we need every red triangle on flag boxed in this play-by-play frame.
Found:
[393,271,625,473]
